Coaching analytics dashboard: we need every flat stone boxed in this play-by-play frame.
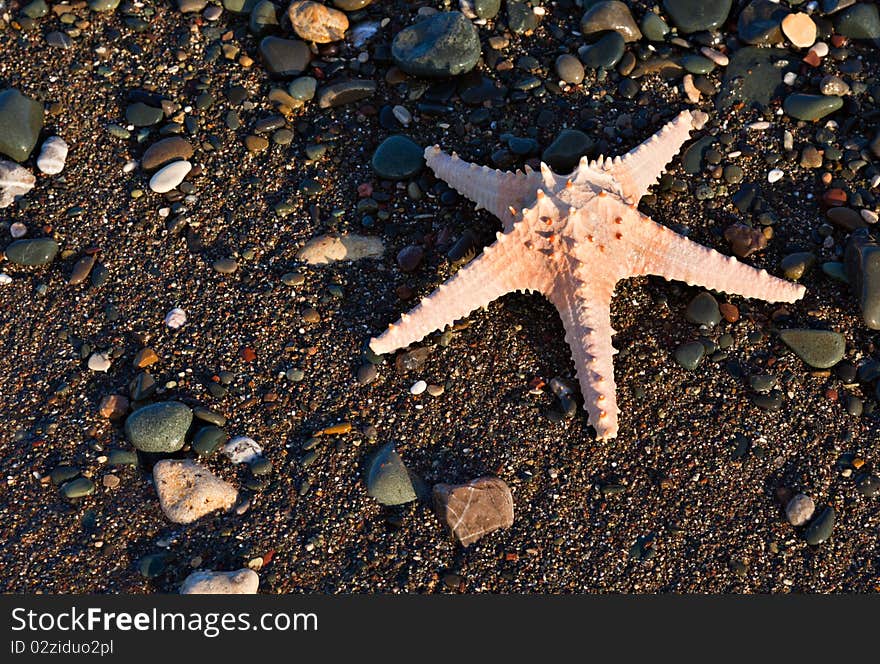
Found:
[296,233,384,264]
[4,237,58,266]
[804,506,835,545]
[737,0,789,45]
[259,36,311,77]
[61,477,95,499]
[835,3,880,39]
[124,401,193,453]
[662,0,732,33]
[36,136,68,175]
[578,31,626,69]
[153,459,237,524]
[433,476,514,546]
[365,442,417,505]
[141,137,193,171]
[542,129,594,174]
[783,93,843,121]
[287,0,348,43]
[778,329,845,368]
[316,80,377,108]
[192,425,227,456]
[827,206,865,231]
[717,47,798,110]
[180,569,259,594]
[845,230,880,329]
[392,11,481,78]
[125,102,164,127]
[0,88,43,162]
[149,160,191,193]
[781,12,817,48]
[580,1,642,42]
[674,341,705,370]
[371,135,424,180]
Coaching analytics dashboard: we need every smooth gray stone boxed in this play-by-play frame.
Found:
[4,238,58,265]
[0,88,43,162]
[124,401,193,453]
[778,329,845,368]
[365,443,417,505]
[391,12,481,77]
[845,230,880,329]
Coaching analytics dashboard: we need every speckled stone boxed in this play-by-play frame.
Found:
[180,569,259,594]
[124,401,193,453]
[391,12,481,78]
[778,329,845,369]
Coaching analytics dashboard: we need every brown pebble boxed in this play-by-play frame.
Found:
[823,188,847,207]
[133,347,159,368]
[98,394,129,419]
[102,475,120,489]
[244,135,269,152]
[301,307,320,323]
[719,303,739,323]
[68,254,96,285]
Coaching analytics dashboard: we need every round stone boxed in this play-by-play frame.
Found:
[124,401,193,453]
[259,37,311,77]
[781,12,816,48]
[542,129,594,174]
[555,54,585,85]
[674,341,705,370]
[785,493,815,526]
[36,136,68,175]
[640,11,669,41]
[686,292,721,326]
[4,238,58,266]
[193,425,227,456]
[804,506,835,545]
[149,160,191,193]
[288,76,317,101]
[391,11,481,78]
[371,135,424,180]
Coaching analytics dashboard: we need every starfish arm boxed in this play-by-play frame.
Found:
[600,110,698,203]
[424,146,541,231]
[548,277,620,441]
[370,225,547,355]
[630,218,806,303]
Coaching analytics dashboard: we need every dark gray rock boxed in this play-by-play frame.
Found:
[737,0,789,45]
[804,506,835,545]
[365,443,417,505]
[371,135,424,180]
[4,238,58,266]
[845,230,880,329]
[391,12,481,77]
[778,329,845,368]
[578,31,626,69]
[674,341,705,370]
[0,88,43,162]
[717,47,797,110]
[835,3,880,39]
[542,129,594,174]
[686,292,721,326]
[259,37,311,77]
[783,93,843,121]
[662,0,732,33]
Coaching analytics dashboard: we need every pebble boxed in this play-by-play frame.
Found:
[36,136,68,175]
[180,569,259,594]
[357,363,377,385]
[724,223,767,258]
[296,233,384,264]
[193,425,227,456]
[223,435,262,464]
[316,80,377,109]
[371,135,424,180]
[640,12,669,41]
[674,341,705,370]
[0,88,43,162]
[785,493,815,526]
[259,36,311,77]
[580,1,642,42]
[365,443,418,505]
[783,93,843,122]
[804,506,835,545]
[835,2,880,39]
[87,351,111,372]
[780,252,816,280]
[4,237,58,266]
[153,459,237,524]
[392,12,481,78]
[124,401,193,453]
[856,474,880,497]
[555,54,584,85]
[781,12,816,49]
[737,0,788,45]
[433,477,514,546]
[778,329,845,369]
[165,307,187,329]
[410,380,427,395]
[98,394,129,419]
[149,160,191,193]
[141,137,193,171]
[844,230,880,329]
[686,292,721,326]
[767,168,784,183]
[662,0,732,33]
[579,31,626,69]
[287,1,348,43]
[249,0,278,35]
[61,477,95,499]
[125,102,163,127]
[542,129,593,174]
[819,75,849,97]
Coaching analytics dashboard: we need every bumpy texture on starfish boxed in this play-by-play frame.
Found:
[370,110,806,440]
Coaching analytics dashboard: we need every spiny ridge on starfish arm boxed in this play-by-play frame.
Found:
[370,109,806,440]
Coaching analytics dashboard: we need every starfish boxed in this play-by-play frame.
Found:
[369,110,806,440]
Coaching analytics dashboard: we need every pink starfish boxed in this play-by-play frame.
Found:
[370,111,806,440]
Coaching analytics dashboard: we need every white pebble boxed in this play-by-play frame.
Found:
[747,121,771,130]
[783,71,798,86]
[768,169,784,183]
[223,436,262,464]
[87,351,112,372]
[860,209,878,224]
[812,41,829,57]
[123,160,138,173]
[9,222,27,238]
[37,136,69,175]
[410,380,427,395]
[149,160,191,194]
[0,273,12,285]
[392,105,412,127]
[700,46,728,66]
[164,307,187,329]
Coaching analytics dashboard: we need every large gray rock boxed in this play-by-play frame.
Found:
[0,88,43,162]
[778,329,845,369]
[124,401,193,453]
[392,12,481,78]
[662,0,732,33]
